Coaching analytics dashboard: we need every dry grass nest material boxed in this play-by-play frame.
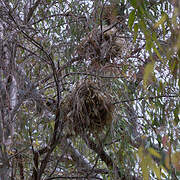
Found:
[77,25,129,62]
[61,80,114,135]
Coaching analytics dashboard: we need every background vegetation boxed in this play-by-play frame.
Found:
[0,0,179,179]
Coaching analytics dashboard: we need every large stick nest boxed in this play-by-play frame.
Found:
[77,25,129,63]
[61,80,114,135]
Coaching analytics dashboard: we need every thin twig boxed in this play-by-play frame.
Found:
[113,95,179,105]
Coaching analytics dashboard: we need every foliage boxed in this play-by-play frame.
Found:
[0,0,179,179]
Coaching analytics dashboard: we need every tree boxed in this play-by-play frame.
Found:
[0,0,179,179]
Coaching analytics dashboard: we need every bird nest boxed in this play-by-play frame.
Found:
[61,79,114,135]
[76,25,129,63]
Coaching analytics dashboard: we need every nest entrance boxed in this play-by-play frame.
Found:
[61,80,114,135]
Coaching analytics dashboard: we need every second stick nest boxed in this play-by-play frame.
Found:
[61,80,114,135]
[77,25,130,63]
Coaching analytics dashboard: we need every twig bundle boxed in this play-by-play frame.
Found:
[77,25,127,63]
[61,79,114,135]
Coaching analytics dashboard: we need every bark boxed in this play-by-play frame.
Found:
[0,30,18,180]
[0,3,18,178]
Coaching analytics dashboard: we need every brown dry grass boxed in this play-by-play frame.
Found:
[61,79,114,135]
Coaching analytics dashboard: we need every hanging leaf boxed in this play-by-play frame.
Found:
[133,23,138,42]
[171,152,180,171]
[154,13,168,28]
[143,62,155,89]
[148,147,161,159]
[153,46,163,61]
[138,146,149,179]
[128,9,136,30]
[150,160,161,179]
[173,106,180,126]
[165,152,180,171]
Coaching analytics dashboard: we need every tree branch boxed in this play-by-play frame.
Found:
[113,95,179,105]
[26,0,41,23]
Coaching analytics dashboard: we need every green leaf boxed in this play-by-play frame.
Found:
[152,32,158,41]
[143,62,155,89]
[153,46,163,61]
[171,152,180,171]
[139,19,146,31]
[50,121,55,130]
[150,161,161,179]
[148,148,161,159]
[130,0,137,8]
[128,9,136,30]
[162,23,166,39]
[138,146,149,179]
[154,13,167,28]
[173,106,180,126]
[140,158,149,180]
[133,23,138,42]
[145,40,152,52]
